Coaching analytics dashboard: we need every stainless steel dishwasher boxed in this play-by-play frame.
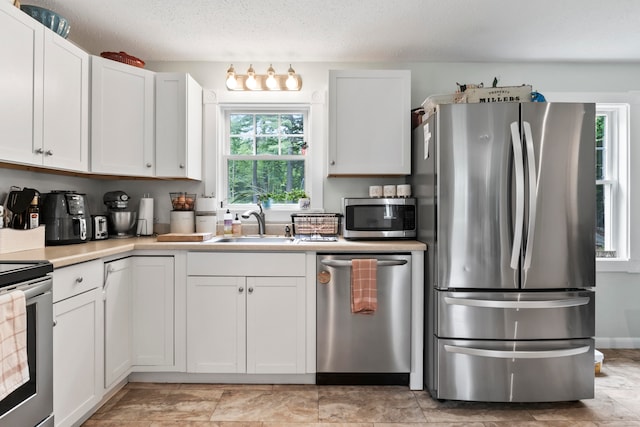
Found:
[316,253,412,385]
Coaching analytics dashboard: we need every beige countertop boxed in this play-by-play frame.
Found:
[0,236,426,268]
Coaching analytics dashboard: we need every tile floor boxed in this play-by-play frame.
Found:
[83,349,640,426]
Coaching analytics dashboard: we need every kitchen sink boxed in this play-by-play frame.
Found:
[211,236,297,243]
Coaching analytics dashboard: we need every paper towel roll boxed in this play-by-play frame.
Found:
[137,197,154,235]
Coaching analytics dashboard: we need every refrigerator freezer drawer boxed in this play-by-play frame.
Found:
[436,338,594,402]
[437,290,595,340]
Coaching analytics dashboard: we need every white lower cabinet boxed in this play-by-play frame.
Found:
[131,256,175,367]
[103,257,133,389]
[246,276,306,374]
[187,252,306,374]
[104,255,176,388]
[52,261,103,427]
[187,276,246,373]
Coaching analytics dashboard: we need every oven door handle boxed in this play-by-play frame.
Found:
[23,279,53,300]
[320,259,407,268]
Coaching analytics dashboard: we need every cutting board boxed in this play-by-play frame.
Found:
[156,232,214,242]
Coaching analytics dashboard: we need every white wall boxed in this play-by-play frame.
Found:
[3,59,640,346]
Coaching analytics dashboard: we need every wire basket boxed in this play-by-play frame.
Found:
[291,213,342,240]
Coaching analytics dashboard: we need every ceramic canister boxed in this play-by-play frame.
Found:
[397,184,412,198]
[383,185,396,198]
[369,186,383,198]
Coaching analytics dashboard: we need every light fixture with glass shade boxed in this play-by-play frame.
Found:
[286,64,299,90]
[266,64,278,89]
[225,64,237,89]
[245,64,257,90]
[225,64,301,91]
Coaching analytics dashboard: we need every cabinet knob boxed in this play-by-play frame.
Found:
[179,164,185,169]
[146,163,153,168]
[330,160,336,165]
[75,276,83,283]
[45,150,53,156]
[248,287,254,294]
[35,148,44,154]
[238,287,244,293]
[53,320,57,327]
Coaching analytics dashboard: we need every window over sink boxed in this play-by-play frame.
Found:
[219,106,309,211]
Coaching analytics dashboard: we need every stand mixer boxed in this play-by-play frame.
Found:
[103,191,137,238]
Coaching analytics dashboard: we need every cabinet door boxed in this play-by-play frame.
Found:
[53,288,103,427]
[328,69,411,175]
[131,256,174,367]
[155,73,203,179]
[42,31,89,171]
[0,2,43,165]
[104,258,132,388]
[186,276,246,373]
[91,55,154,176]
[246,277,306,374]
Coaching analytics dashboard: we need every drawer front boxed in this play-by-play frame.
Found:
[437,290,595,340]
[436,338,594,402]
[188,252,305,276]
[53,260,103,302]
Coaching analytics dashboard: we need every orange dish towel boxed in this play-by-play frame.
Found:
[351,259,378,314]
[0,290,29,401]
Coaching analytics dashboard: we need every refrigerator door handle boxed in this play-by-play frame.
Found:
[523,121,538,270]
[510,121,525,270]
[444,344,590,359]
[443,296,591,309]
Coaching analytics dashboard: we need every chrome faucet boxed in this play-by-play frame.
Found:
[242,202,266,235]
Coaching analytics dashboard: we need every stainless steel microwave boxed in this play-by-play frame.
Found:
[343,197,416,240]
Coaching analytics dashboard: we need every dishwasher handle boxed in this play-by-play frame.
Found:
[320,259,408,268]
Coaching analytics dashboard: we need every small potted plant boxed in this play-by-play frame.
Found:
[285,189,309,209]
[258,192,273,209]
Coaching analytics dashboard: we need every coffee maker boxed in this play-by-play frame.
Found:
[41,191,89,245]
[103,191,137,238]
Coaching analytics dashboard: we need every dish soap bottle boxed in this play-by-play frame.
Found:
[232,214,242,236]
[28,195,40,229]
[223,209,233,236]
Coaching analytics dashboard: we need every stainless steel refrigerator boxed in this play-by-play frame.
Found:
[410,102,596,402]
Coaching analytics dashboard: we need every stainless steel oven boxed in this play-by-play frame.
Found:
[343,197,416,240]
[0,262,54,427]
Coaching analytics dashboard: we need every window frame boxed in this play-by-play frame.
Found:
[219,104,311,214]
[596,105,626,258]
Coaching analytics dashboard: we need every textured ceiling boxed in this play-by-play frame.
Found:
[19,0,640,63]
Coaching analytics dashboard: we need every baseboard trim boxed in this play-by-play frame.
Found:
[595,337,640,348]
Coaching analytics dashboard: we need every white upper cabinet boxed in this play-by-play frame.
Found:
[42,30,89,171]
[328,69,411,176]
[0,3,43,165]
[91,55,155,176]
[0,2,89,172]
[155,73,203,180]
